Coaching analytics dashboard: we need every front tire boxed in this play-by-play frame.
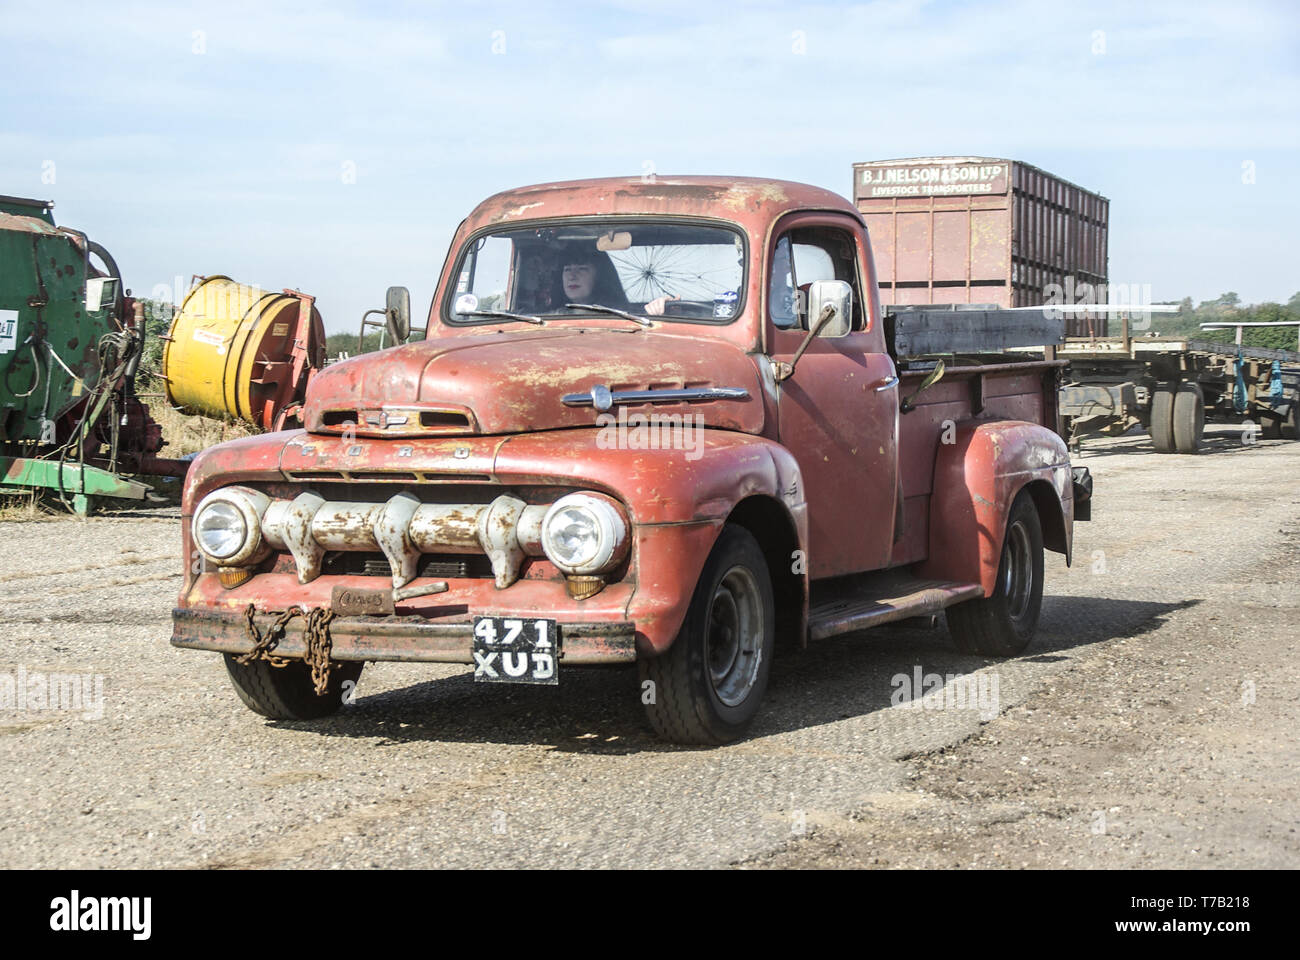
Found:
[946,489,1044,657]
[224,655,363,720]
[639,525,775,745]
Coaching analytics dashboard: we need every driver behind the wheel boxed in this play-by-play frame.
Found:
[550,243,632,312]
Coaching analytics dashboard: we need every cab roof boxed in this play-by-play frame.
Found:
[464,176,860,234]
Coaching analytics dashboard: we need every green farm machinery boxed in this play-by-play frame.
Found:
[0,195,187,513]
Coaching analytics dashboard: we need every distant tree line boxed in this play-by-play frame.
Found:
[325,331,387,359]
[1151,292,1300,352]
[136,298,174,387]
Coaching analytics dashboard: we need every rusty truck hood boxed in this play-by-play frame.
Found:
[302,327,765,436]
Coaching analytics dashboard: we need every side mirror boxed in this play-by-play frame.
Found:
[775,296,849,383]
[385,286,411,344]
[805,279,852,338]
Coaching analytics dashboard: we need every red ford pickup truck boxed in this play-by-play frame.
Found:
[173,176,1091,744]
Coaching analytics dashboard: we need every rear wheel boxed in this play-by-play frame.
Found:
[224,655,363,720]
[1261,416,1283,440]
[1149,383,1176,453]
[1173,382,1205,454]
[946,490,1044,657]
[639,525,775,745]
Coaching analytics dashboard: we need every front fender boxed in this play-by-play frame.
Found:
[494,429,808,653]
[492,428,804,525]
[918,419,1073,596]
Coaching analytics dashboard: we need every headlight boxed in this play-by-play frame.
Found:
[192,487,271,567]
[541,493,629,575]
[195,501,246,559]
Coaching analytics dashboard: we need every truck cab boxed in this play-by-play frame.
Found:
[173,176,1087,744]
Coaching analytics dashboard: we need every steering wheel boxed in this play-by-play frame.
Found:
[659,299,715,320]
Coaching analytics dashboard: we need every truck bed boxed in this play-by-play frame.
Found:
[893,357,1065,568]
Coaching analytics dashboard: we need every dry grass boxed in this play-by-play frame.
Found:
[0,402,259,521]
[144,397,257,458]
[0,490,57,522]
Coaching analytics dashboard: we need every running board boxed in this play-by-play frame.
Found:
[808,577,983,642]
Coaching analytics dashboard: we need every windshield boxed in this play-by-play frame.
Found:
[445,220,747,324]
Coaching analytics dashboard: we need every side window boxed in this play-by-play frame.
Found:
[791,242,836,287]
[769,225,865,331]
[770,236,798,329]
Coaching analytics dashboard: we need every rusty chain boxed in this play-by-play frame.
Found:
[238,604,296,668]
[301,607,337,696]
[238,603,337,694]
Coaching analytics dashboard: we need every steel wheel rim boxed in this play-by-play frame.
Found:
[1001,520,1033,623]
[706,565,764,707]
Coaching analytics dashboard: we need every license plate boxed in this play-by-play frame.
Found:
[471,617,560,684]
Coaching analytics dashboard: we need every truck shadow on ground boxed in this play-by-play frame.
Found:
[1073,424,1281,459]
[275,595,1198,754]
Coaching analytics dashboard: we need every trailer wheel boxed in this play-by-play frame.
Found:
[1149,383,1176,453]
[224,655,363,720]
[1173,382,1205,454]
[639,525,775,745]
[1261,416,1282,440]
[946,489,1043,657]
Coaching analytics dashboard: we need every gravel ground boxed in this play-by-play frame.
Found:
[1,424,1296,869]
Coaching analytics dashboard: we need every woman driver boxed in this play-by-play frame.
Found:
[551,245,628,309]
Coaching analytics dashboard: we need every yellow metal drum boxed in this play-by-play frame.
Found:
[163,276,324,430]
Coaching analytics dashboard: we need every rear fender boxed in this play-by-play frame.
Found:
[918,420,1074,596]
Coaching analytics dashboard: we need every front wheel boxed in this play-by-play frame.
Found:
[946,489,1044,657]
[224,655,363,720]
[639,525,775,745]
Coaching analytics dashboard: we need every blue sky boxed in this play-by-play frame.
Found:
[2,0,1297,333]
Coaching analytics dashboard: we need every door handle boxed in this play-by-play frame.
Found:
[874,375,899,392]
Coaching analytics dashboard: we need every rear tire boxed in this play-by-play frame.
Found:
[1261,416,1283,440]
[1173,382,1204,454]
[1150,383,1176,453]
[224,655,363,720]
[639,525,775,745]
[946,489,1044,657]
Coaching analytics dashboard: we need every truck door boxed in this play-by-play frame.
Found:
[768,216,899,578]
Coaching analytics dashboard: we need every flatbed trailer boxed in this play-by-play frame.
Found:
[1058,332,1300,452]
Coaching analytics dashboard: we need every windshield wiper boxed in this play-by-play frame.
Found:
[460,309,546,325]
[564,303,652,327]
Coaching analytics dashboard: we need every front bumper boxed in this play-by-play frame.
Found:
[171,605,638,665]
